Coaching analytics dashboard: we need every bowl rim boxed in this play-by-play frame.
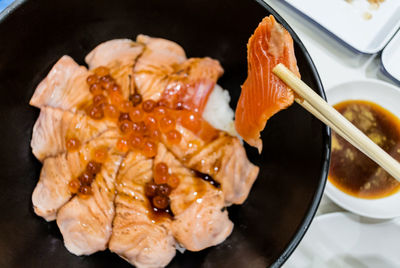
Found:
[0,0,331,266]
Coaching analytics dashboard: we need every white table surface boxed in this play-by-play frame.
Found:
[264,0,400,265]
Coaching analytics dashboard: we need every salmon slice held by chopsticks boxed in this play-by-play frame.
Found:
[235,15,300,152]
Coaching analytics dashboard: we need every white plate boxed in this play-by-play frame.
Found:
[284,212,400,268]
[283,0,400,54]
[381,30,400,84]
[325,79,400,219]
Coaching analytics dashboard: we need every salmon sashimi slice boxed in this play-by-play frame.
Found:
[56,130,123,255]
[32,153,80,222]
[160,124,205,161]
[32,130,120,221]
[235,15,300,152]
[30,55,92,112]
[85,39,144,70]
[161,57,224,114]
[134,35,187,101]
[31,107,115,161]
[85,39,144,99]
[186,135,259,205]
[156,143,233,251]
[109,151,176,268]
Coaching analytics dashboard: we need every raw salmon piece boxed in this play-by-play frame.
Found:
[30,55,92,112]
[32,153,79,222]
[160,124,205,161]
[32,130,120,221]
[135,35,223,115]
[85,39,144,70]
[85,39,144,99]
[31,107,114,161]
[134,35,187,100]
[109,151,176,268]
[235,15,300,152]
[156,143,233,251]
[186,135,259,205]
[162,57,224,114]
[56,130,123,255]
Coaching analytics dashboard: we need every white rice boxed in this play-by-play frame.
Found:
[202,84,237,137]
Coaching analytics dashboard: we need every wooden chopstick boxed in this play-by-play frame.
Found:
[299,100,371,157]
[273,63,400,182]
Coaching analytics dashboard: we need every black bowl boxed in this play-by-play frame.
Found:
[0,0,330,267]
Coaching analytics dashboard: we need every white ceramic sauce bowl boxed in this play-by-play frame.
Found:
[325,79,400,219]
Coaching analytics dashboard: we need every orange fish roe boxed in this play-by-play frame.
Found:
[68,179,81,193]
[145,162,180,212]
[116,137,129,153]
[93,147,108,163]
[69,161,102,198]
[84,69,193,157]
[129,107,143,122]
[66,137,81,151]
[84,66,213,154]
[103,104,119,119]
[178,111,202,133]
[142,140,157,158]
[167,174,180,189]
[155,162,168,177]
[166,129,182,144]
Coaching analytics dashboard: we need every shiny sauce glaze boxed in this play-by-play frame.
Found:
[329,100,400,199]
[192,170,220,188]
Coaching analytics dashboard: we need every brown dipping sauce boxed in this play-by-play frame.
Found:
[329,100,400,199]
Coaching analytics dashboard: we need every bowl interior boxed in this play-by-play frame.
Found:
[0,0,329,267]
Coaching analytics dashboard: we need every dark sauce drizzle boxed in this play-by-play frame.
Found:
[192,170,221,188]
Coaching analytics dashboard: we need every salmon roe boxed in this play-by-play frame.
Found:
[160,116,175,132]
[129,107,143,122]
[130,93,142,106]
[179,111,202,133]
[103,104,119,119]
[166,130,182,144]
[142,100,156,113]
[85,67,199,158]
[93,147,108,163]
[145,162,180,212]
[155,162,168,177]
[142,140,157,158]
[69,160,102,197]
[66,137,81,151]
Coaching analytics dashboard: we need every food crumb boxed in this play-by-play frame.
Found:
[363,182,371,190]
[363,12,372,20]
[332,135,343,151]
[345,148,354,161]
